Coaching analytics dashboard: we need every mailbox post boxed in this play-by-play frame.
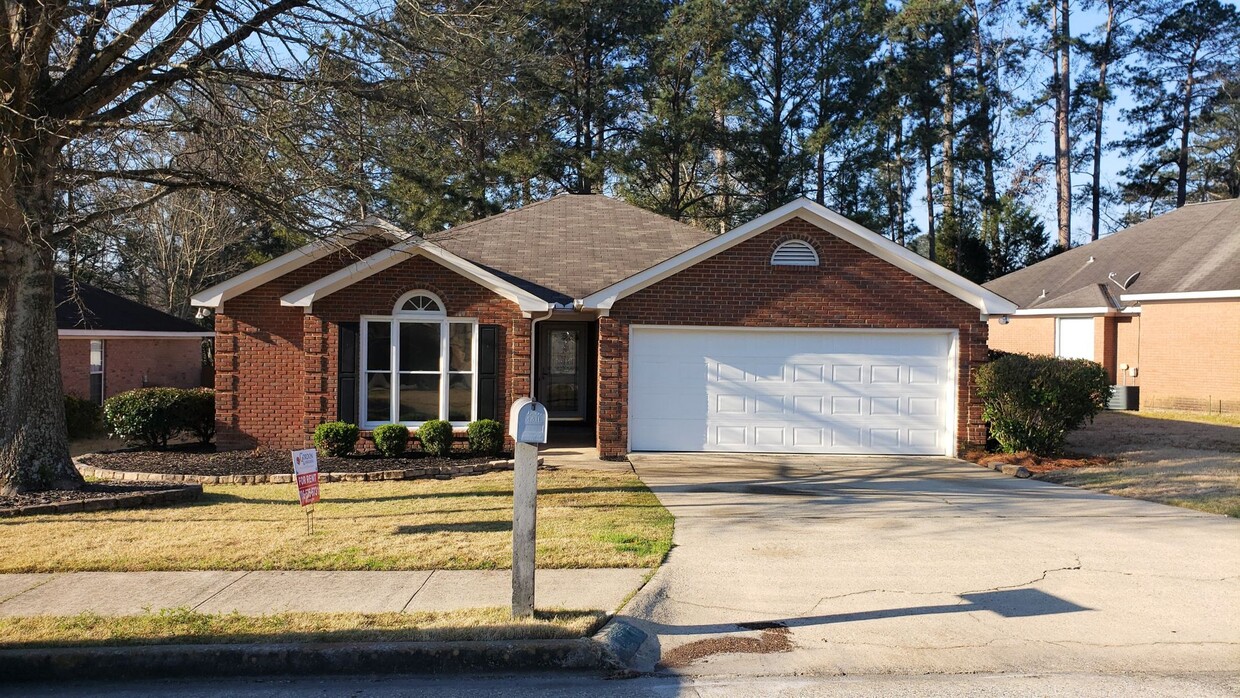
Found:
[508,398,547,619]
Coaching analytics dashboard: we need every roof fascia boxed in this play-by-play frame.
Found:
[280,239,551,314]
[581,198,1018,315]
[58,329,215,338]
[1011,307,1110,316]
[190,219,408,309]
[1119,289,1240,302]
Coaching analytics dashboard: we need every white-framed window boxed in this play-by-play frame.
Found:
[1055,317,1095,361]
[771,239,820,266]
[360,291,478,429]
[89,340,105,404]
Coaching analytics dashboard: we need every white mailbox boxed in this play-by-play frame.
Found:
[509,398,548,445]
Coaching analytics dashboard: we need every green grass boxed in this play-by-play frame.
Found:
[0,470,673,572]
[0,607,606,649]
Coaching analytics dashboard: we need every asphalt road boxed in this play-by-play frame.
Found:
[6,671,1240,697]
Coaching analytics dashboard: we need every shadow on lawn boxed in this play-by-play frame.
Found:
[200,485,651,507]
[395,521,512,534]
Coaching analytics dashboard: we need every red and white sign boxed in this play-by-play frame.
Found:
[291,449,320,507]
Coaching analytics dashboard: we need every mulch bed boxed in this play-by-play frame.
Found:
[0,481,202,517]
[84,448,511,477]
[963,449,1112,475]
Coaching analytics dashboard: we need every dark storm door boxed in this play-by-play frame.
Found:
[537,322,589,420]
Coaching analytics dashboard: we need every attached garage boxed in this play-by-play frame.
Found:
[628,327,956,455]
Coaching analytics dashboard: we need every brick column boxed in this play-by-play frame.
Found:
[596,316,629,457]
[302,313,329,447]
[212,313,247,449]
[959,322,990,452]
[1095,315,1118,382]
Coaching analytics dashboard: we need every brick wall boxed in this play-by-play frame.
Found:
[213,236,393,450]
[1115,315,1140,386]
[987,316,1055,355]
[216,243,530,451]
[59,336,204,400]
[1139,300,1240,413]
[599,217,990,457]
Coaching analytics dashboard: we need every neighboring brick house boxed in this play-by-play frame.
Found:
[192,195,1015,456]
[56,276,213,404]
[986,198,1240,414]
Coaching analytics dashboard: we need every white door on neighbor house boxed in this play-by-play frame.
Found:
[1055,317,1095,361]
[627,327,956,455]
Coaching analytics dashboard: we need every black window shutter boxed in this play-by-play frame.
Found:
[477,324,500,421]
[338,322,360,424]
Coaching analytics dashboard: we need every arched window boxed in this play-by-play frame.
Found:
[771,239,820,267]
[394,290,445,315]
[362,290,476,428]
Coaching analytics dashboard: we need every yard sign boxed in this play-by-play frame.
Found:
[291,449,320,506]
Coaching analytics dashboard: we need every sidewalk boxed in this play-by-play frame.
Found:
[0,569,649,617]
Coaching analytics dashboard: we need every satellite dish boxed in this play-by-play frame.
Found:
[1123,272,1140,289]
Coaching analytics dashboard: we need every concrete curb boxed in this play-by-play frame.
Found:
[0,484,202,518]
[74,456,544,486]
[0,637,608,681]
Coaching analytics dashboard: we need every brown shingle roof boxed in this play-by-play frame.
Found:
[426,194,716,303]
[985,199,1240,308]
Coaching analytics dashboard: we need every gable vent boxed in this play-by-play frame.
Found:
[771,240,819,266]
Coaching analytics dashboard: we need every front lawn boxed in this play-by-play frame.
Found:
[0,607,604,649]
[0,470,673,572]
[1046,410,1240,517]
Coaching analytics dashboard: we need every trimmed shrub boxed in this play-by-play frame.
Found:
[467,419,504,456]
[64,395,103,440]
[181,388,216,444]
[313,421,360,457]
[104,388,186,449]
[975,353,1111,455]
[372,423,410,457]
[417,419,454,457]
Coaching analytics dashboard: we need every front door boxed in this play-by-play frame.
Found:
[537,322,589,420]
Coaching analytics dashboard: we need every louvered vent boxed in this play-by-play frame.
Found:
[771,240,819,266]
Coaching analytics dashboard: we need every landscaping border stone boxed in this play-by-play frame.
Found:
[0,484,202,518]
[74,455,543,486]
[0,637,612,681]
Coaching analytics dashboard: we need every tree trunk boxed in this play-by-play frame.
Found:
[922,135,936,262]
[0,238,83,495]
[1177,52,1198,208]
[969,0,999,250]
[1052,0,1072,249]
[1090,0,1116,241]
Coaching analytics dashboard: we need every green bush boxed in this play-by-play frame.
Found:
[372,423,410,457]
[104,388,186,448]
[975,353,1112,455]
[181,388,215,444]
[64,395,103,440]
[417,419,454,457]
[466,419,504,456]
[313,421,360,457]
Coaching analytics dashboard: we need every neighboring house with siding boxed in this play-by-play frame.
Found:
[985,198,1240,414]
[57,276,213,403]
[192,194,1015,457]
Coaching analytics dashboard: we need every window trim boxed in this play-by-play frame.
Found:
[359,314,479,430]
[89,339,106,405]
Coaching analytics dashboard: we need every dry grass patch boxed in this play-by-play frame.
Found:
[0,607,605,649]
[0,470,673,572]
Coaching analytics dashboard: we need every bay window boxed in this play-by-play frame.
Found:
[360,291,478,428]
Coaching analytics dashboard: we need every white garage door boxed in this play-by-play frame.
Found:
[628,327,956,455]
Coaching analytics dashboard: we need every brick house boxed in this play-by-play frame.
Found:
[986,198,1240,413]
[57,276,212,404]
[192,195,1015,456]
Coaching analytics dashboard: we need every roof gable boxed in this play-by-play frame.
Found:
[190,218,409,309]
[581,198,1017,315]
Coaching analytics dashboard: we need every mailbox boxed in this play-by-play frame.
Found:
[509,398,548,444]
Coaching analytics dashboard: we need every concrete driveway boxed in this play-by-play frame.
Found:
[611,454,1240,677]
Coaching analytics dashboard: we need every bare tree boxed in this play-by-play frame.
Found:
[0,2,380,493]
